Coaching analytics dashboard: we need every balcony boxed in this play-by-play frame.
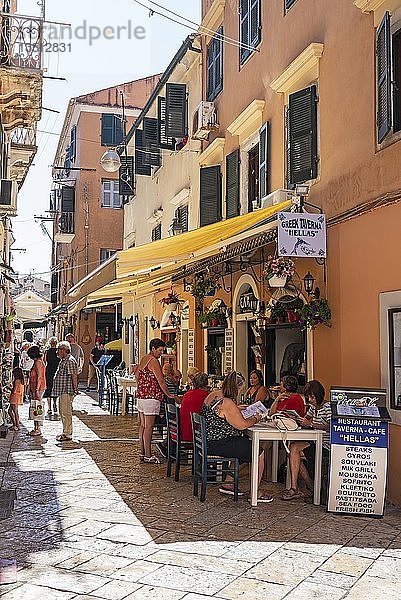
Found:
[9,125,37,185]
[0,13,43,137]
[55,212,75,244]
[0,13,43,70]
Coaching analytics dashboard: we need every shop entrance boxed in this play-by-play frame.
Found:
[264,324,307,388]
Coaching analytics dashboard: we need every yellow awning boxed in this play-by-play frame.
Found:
[106,338,122,351]
[66,256,117,302]
[116,200,291,278]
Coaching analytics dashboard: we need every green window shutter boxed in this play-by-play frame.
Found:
[250,0,261,48]
[377,11,392,143]
[61,187,75,212]
[226,149,240,219]
[101,114,114,146]
[158,97,175,150]
[113,115,124,146]
[178,205,189,232]
[152,224,161,241]
[200,165,222,227]
[143,117,161,166]
[70,126,76,161]
[285,0,297,8]
[207,29,223,101]
[289,85,318,184]
[166,83,187,138]
[259,122,269,201]
[240,0,250,64]
[119,156,135,197]
[135,129,151,176]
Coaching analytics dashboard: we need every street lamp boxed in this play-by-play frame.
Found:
[303,271,315,295]
[100,149,121,173]
[149,316,159,330]
[168,217,183,237]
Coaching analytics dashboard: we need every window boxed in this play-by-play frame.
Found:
[258,122,269,200]
[285,0,298,9]
[70,126,76,161]
[376,11,401,142]
[207,27,223,101]
[389,308,401,410]
[165,83,187,139]
[287,85,318,185]
[200,165,222,226]
[240,0,261,65]
[248,143,259,211]
[100,249,116,264]
[226,149,240,218]
[176,205,189,232]
[101,180,122,208]
[135,129,151,176]
[143,117,162,167]
[101,114,124,147]
[152,224,161,241]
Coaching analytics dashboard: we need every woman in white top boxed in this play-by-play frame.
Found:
[282,380,331,501]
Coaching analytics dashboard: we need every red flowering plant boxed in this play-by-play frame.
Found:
[159,291,182,307]
[263,256,295,280]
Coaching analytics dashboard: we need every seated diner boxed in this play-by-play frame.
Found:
[201,371,273,503]
[178,372,209,442]
[269,375,306,417]
[282,379,331,500]
[243,369,272,407]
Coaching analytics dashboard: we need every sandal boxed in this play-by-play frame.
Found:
[28,430,41,437]
[257,494,274,503]
[143,455,160,464]
[219,485,244,496]
[282,488,302,500]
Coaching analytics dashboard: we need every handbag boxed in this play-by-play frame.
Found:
[270,413,299,453]
[29,398,44,422]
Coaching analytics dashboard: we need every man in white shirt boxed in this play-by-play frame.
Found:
[65,333,84,375]
[20,342,34,400]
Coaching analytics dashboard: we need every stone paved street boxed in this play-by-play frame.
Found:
[1,393,400,599]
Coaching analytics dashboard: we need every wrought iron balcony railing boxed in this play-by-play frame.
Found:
[58,211,75,235]
[10,126,37,146]
[0,13,43,70]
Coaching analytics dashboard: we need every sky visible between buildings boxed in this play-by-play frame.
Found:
[12,0,200,280]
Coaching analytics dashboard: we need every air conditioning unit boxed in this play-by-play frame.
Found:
[0,180,18,215]
[261,189,292,208]
[192,101,219,140]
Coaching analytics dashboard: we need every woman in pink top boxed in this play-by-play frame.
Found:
[134,339,175,463]
[27,345,46,437]
[9,367,24,431]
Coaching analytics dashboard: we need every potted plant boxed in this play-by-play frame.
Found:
[270,302,287,324]
[159,291,182,312]
[165,340,175,354]
[263,256,295,287]
[197,312,210,328]
[285,297,304,323]
[191,274,219,303]
[299,298,332,329]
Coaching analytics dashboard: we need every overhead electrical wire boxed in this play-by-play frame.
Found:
[132,0,260,53]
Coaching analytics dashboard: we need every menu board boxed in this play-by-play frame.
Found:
[328,393,389,517]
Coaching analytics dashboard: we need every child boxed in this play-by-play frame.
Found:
[9,367,24,431]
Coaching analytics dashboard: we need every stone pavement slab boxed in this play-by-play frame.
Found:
[0,393,400,600]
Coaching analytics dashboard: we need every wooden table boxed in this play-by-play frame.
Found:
[116,376,136,416]
[247,426,324,507]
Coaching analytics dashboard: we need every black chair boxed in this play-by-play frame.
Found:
[165,403,192,482]
[191,412,240,502]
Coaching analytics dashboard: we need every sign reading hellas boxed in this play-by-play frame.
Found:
[277,212,326,258]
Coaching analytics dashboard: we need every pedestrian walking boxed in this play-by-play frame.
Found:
[52,341,79,442]
[65,333,84,374]
[27,345,46,437]
[8,367,24,431]
[43,337,60,414]
[134,338,175,463]
[20,342,33,401]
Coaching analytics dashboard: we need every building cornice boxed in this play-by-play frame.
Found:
[201,0,226,37]
[271,43,324,100]
[199,137,225,166]
[354,0,401,24]
[227,100,265,144]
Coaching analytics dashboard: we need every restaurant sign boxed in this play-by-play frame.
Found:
[239,292,259,314]
[278,212,326,258]
[328,387,391,517]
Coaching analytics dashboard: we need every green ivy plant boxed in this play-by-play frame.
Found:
[299,298,332,329]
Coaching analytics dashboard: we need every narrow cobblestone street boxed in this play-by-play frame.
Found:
[1,393,400,600]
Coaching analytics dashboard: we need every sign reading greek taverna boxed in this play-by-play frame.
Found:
[277,212,327,258]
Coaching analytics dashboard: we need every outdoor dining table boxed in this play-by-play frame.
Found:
[247,426,324,507]
[116,376,136,416]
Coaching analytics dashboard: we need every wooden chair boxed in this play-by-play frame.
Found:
[165,403,192,482]
[191,412,240,502]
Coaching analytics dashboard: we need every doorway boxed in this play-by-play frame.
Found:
[264,324,306,388]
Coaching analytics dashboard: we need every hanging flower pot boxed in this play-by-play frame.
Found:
[269,275,287,288]
[168,303,177,312]
[287,310,299,323]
